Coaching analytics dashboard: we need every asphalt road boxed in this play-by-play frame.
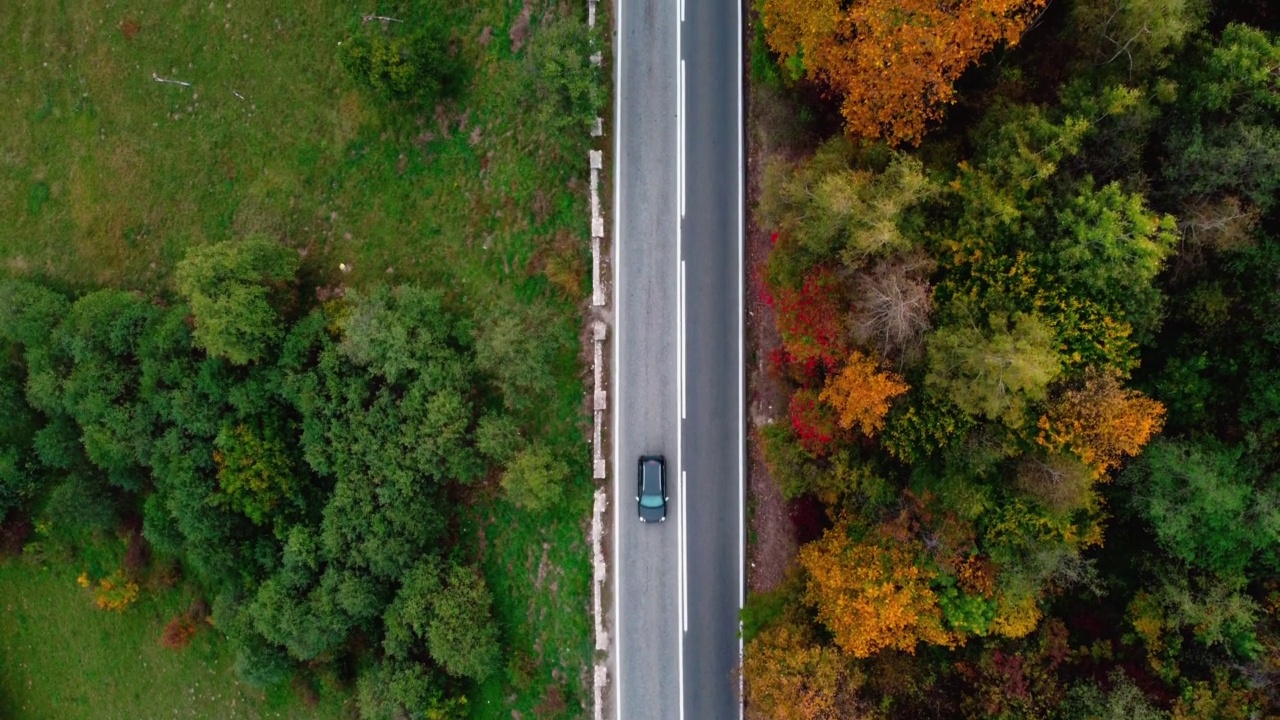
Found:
[613,0,743,716]
[613,0,681,716]
[679,0,744,715]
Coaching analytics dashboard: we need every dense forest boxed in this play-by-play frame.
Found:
[745,0,1280,717]
[0,240,581,717]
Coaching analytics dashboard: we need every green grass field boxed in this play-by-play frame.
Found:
[0,560,354,719]
[1,1,599,717]
[0,0,591,306]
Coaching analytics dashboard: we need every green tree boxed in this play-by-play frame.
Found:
[1122,439,1279,577]
[925,312,1062,428]
[427,563,501,681]
[761,138,930,288]
[1044,181,1177,346]
[357,659,466,720]
[501,442,569,512]
[0,348,40,514]
[1058,670,1168,720]
[475,413,524,464]
[175,237,298,366]
[382,557,443,659]
[1069,0,1207,76]
[1161,25,1280,213]
[57,290,161,491]
[211,423,297,525]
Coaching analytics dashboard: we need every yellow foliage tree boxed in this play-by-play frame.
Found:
[1037,371,1166,475]
[762,0,1048,145]
[819,351,909,436]
[799,520,955,658]
[743,621,853,720]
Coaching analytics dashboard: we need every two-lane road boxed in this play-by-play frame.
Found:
[613,0,743,715]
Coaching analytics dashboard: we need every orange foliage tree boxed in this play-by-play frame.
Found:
[799,519,955,657]
[743,621,852,720]
[762,0,1048,145]
[819,350,909,436]
[1037,371,1166,474]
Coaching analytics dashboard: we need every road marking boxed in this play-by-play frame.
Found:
[736,0,746,713]
[681,469,688,632]
[676,10,686,720]
[679,260,686,419]
[679,59,686,218]
[611,0,623,718]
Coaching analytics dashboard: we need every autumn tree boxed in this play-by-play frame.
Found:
[743,620,853,720]
[819,351,908,436]
[925,312,1062,428]
[762,0,1048,145]
[1037,371,1165,475]
[800,519,954,657]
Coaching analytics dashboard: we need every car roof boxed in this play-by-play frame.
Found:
[640,457,662,488]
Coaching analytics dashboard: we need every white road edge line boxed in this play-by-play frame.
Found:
[612,0,623,717]
[679,260,686,419]
[679,59,686,218]
[681,470,688,633]
[676,11,686,720]
[737,0,746,712]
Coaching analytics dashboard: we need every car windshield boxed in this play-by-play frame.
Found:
[640,494,664,509]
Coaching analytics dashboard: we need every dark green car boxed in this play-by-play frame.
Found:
[636,455,668,523]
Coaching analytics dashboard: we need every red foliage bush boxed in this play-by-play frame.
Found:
[160,615,197,650]
[772,268,848,371]
[768,345,827,387]
[789,388,841,456]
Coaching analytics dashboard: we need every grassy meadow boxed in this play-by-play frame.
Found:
[1,0,600,717]
[0,0,590,304]
[0,559,354,719]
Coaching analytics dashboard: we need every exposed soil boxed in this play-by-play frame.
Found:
[744,83,811,595]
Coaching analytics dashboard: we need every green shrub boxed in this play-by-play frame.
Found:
[500,442,568,512]
[523,16,606,145]
[340,17,457,104]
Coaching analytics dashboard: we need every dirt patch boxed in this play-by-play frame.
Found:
[119,18,141,41]
[509,1,532,54]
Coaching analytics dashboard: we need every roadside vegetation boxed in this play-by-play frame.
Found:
[745,0,1280,717]
[0,1,604,718]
